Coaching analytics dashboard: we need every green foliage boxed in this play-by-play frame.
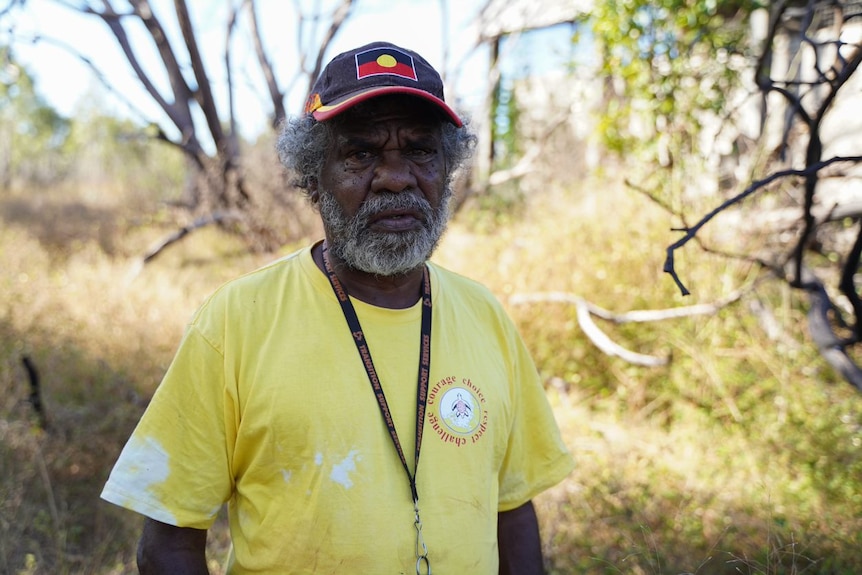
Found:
[0,48,186,202]
[65,105,187,204]
[585,1,762,200]
[492,78,522,171]
[0,46,72,188]
[447,179,862,574]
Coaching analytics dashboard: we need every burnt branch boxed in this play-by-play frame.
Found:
[665,155,862,296]
[21,355,48,431]
[803,267,862,391]
[840,222,862,341]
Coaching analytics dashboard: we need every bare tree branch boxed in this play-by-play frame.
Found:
[173,0,225,147]
[840,222,862,341]
[802,267,862,391]
[486,111,570,186]
[90,0,201,152]
[665,155,862,295]
[245,0,286,128]
[0,0,24,19]
[126,210,244,282]
[304,0,354,97]
[225,0,242,143]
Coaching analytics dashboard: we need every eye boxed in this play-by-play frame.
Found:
[344,148,376,167]
[405,146,437,161]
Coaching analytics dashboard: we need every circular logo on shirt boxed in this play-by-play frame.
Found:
[427,377,488,447]
[439,387,481,434]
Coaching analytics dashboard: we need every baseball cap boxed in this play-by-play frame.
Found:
[304,41,462,127]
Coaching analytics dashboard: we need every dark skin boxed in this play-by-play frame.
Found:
[309,97,448,309]
[138,503,542,574]
[137,519,207,575]
[136,97,545,575]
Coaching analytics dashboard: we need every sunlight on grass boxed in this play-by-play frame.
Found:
[1,176,861,574]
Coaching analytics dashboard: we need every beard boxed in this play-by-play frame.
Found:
[318,189,452,276]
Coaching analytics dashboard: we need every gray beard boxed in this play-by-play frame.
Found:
[318,189,451,276]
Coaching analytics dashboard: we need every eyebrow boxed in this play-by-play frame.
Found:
[336,128,440,148]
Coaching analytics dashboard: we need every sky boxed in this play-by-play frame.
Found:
[3,0,496,139]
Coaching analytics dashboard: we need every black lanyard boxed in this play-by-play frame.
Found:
[321,244,432,505]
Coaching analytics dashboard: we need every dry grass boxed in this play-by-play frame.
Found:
[1,171,861,574]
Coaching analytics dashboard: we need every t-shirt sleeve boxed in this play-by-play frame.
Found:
[100,320,235,529]
[496,328,575,512]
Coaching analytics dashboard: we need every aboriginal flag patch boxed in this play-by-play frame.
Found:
[355,47,418,81]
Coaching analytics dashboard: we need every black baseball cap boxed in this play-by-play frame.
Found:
[304,41,462,127]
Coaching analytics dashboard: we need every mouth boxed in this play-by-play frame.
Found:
[368,209,424,232]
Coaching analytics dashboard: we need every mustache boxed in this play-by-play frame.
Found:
[353,193,434,226]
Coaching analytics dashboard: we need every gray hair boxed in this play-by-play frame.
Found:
[276,106,477,197]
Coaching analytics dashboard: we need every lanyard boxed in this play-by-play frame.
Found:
[321,244,433,574]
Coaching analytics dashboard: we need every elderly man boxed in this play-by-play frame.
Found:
[102,41,573,575]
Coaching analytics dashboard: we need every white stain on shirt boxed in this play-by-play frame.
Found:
[281,469,292,483]
[315,452,323,466]
[116,435,171,488]
[101,434,177,524]
[330,450,360,489]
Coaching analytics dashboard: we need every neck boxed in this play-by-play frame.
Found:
[313,241,425,309]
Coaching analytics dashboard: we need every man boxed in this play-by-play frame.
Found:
[101,41,574,575]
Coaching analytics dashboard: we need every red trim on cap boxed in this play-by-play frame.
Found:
[311,86,462,127]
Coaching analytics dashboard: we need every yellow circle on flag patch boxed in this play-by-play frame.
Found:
[377,54,397,68]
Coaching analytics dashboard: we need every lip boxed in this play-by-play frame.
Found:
[368,209,424,232]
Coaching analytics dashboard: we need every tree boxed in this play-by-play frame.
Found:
[0,45,71,190]
[2,0,354,250]
[587,1,862,390]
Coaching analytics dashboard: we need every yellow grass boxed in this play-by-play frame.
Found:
[1,174,861,574]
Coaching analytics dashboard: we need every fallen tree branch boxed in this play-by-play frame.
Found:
[573,298,669,367]
[127,211,242,281]
[509,286,761,367]
[510,285,749,323]
[510,292,674,366]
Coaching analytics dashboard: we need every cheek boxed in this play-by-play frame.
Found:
[418,163,447,193]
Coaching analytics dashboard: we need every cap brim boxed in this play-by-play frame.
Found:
[311,86,462,127]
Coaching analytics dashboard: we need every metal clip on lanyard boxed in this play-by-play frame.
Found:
[415,501,431,575]
[321,245,433,575]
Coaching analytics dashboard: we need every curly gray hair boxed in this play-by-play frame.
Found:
[276,101,477,197]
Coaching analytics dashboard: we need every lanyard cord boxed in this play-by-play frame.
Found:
[321,244,432,505]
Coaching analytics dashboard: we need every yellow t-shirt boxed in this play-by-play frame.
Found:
[101,245,574,574]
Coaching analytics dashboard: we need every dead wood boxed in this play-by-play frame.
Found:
[21,355,48,431]
[125,211,243,281]
[801,267,862,391]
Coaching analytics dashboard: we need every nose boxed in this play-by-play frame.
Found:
[371,150,417,193]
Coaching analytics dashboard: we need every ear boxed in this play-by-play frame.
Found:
[308,178,320,204]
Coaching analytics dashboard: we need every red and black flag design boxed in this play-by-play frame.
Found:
[355,47,418,81]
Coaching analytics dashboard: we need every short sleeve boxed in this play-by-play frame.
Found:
[100,323,236,529]
[496,332,574,511]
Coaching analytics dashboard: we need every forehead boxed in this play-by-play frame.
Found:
[329,95,445,136]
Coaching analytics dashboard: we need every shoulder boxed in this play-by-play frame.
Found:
[427,262,515,327]
[428,262,501,303]
[188,246,317,332]
[202,246,310,306]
